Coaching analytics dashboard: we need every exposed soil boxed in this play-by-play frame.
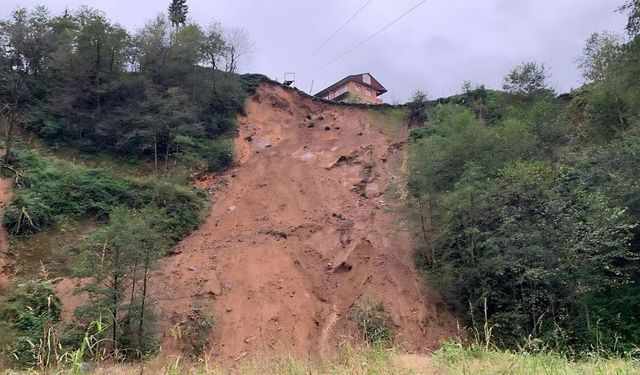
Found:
[0,178,12,294]
[151,85,457,360]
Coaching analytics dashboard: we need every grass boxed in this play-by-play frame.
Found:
[368,107,408,139]
[350,298,394,346]
[10,343,638,374]
[431,342,640,375]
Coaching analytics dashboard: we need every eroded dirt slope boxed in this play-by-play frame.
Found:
[152,85,457,360]
[0,178,12,293]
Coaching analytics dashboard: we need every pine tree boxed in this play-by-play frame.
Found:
[168,0,188,31]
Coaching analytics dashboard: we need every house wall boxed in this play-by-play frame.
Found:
[323,81,382,104]
[345,81,382,104]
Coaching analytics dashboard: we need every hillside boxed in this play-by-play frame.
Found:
[155,84,454,358]
[2,2,640,373]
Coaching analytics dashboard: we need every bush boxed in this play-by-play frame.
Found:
[429,161,635,351]
[350,298,394,346]
[3,150,207,238]
[169,309,215,358]
[0,281,61,367]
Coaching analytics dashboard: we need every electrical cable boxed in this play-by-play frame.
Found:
[310,0,374,57]
[320,0,427,68]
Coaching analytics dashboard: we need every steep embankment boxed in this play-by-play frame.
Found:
[0,178,12,293]
[151,84,457,360]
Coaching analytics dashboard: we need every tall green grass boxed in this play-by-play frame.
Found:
[15,343,636,375]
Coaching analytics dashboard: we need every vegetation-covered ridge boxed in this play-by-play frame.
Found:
[0,3,258,172]
[406,3,640,357]
[0,1,255,369]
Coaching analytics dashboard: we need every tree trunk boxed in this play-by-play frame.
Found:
[111,246,121,353]
[110,47,115,73]
[154,135,158,174]
[164,140,170,174]
[138,250,151,356]
[96,40,102,114]
[210,54,217,93]
[4,118,14,164]
[129,257,139,308]
[4,84,20,163]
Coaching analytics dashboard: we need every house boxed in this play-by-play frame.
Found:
[315,73,387,104]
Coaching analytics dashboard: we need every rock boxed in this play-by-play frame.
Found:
[188,266,196,271]
[228,205,237,212]
[333,261,353,273]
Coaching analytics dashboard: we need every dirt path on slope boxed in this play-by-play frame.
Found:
[152,85,457,360]
[0,178,13,294]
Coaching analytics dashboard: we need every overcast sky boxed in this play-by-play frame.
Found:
[1,0,628,102]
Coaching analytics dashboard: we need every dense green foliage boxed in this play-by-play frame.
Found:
[0,6,253,172]
[0,2,260,369]
[0,281,61,367]
[408,35,640,355]
[0,150,206,362]
[3,149,206,240]
[73,207,169,359]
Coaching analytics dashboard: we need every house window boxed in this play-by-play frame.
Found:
[355,85,361,92]
[366,89,372,96]
[363,74,371,85]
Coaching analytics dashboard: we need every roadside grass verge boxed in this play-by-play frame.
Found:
[431,342,639,375]
[11,342,637,374]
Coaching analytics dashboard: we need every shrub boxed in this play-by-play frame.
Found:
[350,298,394,346]
[173,310,215,357]
[3,150,207,239]
[0,281,61,367]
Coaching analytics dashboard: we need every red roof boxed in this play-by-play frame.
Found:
[315,73,387,98]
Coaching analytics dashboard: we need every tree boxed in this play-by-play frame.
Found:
[577,31,622,83]
[75,207,163,357]
[223,27,254,73]
[200,22,226,90]
[136,15,170,81]
[0,7,55,162]
[407,90,428,124]
[619,0,640,37]
[503,61,554,99]
[168,0,188,32]
[169,23,204,79]
[432,161,634,349]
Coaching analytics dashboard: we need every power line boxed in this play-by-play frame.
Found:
[320,0,428,68]
[310,0,374,57]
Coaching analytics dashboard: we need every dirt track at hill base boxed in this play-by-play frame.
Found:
[151,85,457,360]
